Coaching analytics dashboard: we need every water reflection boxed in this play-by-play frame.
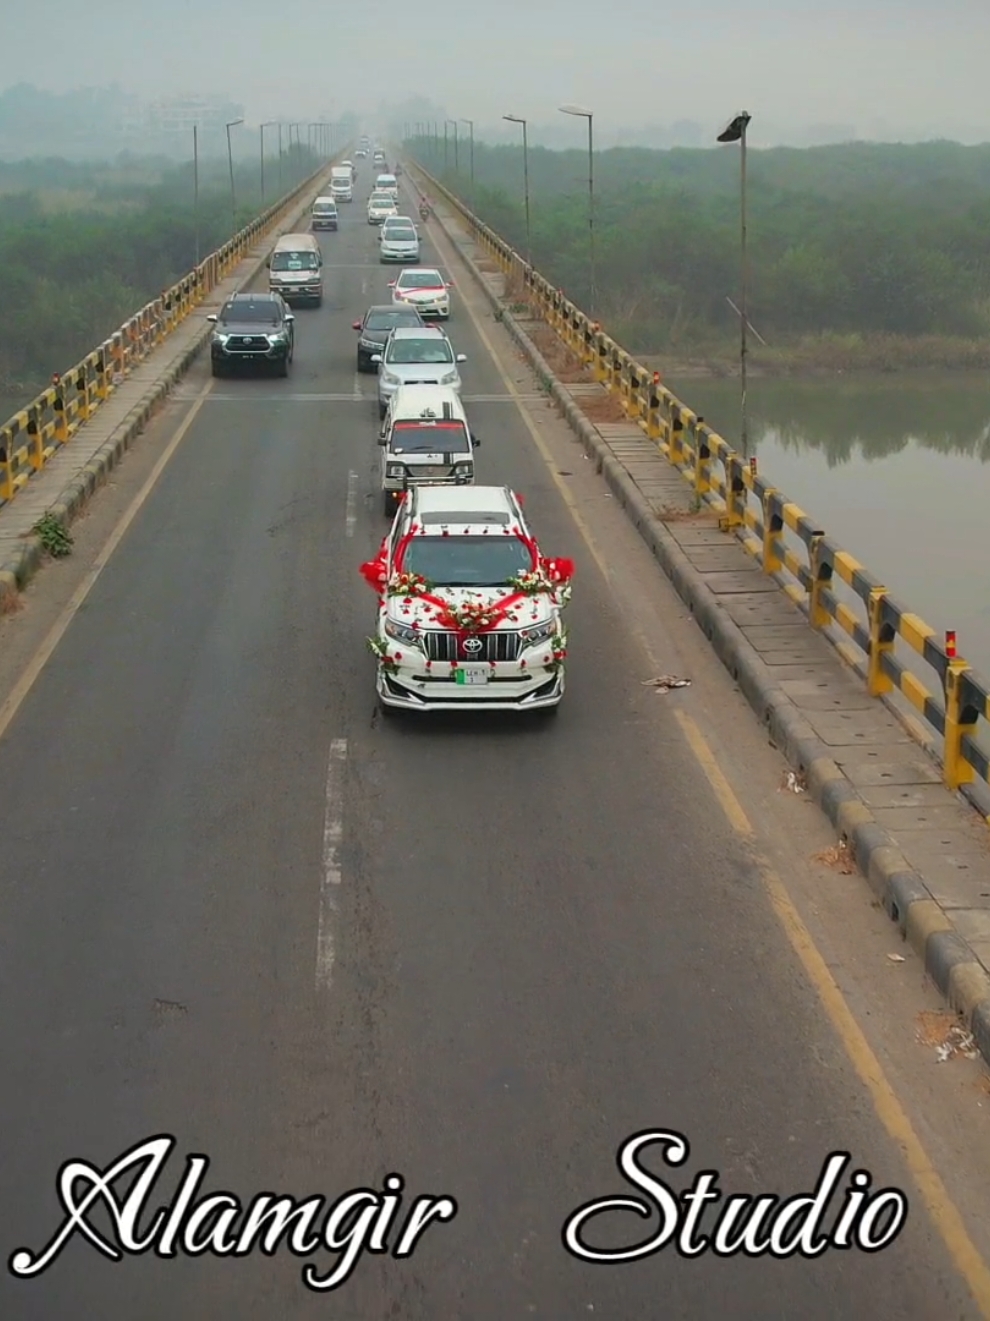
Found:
[666,371,990,678]
[668,373,990,466]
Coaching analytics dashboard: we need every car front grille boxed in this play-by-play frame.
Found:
[405,465,450,477]
[423,631,521,663]
[226,336,272,352]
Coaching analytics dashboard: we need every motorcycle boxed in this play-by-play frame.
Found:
[419,201,431,221]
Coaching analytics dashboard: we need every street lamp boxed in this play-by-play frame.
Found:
[260,122,276,203]
[461,117,475,202]
[192,124,200,265]
[226,118,244,229]
[503,114,531,265]
[559,104,595,315]
[717,110,753,457]
[449,119,459,173]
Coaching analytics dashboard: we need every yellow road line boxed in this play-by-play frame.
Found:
[439,216,990,1317]
[0,378,214,745]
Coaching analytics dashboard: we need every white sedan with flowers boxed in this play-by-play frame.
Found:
[389,267,451,319]
[359,484,573,715]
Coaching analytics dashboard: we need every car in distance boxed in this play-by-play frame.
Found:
[389,267,451,319]
[352,304,427,372]
[368,485,568,715]
[368,192,398,225]
[311,196,338,230]
[208,292,294,377]
[379,217,420,264]
[372,325,467,415]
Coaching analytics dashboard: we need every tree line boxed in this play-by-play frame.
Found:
[410,137,990,363]
[0,148,321,411]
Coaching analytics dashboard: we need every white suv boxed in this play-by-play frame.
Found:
[363,485,571,715]
[373,326,466,416]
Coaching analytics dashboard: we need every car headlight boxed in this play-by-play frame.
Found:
[453,462,472,475]
[440,371,457,385]
[386,463,405,477]
[381,371,400,386]
[519,620,556,647]
[212,333,230,345]
[359,338,379,350]
[267,333,287,345]
[384,619,423,649]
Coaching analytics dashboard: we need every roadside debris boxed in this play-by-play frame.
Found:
[915,1010,980,1062]
[886,953,905,963]
[812,841,856,873]
[642,675,691,694]
[779,770,807,794]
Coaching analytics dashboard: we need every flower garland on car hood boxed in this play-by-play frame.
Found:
[358,525,575,642]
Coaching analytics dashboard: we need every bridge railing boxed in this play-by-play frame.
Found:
[407,157,990,811]
[0,153,345,512]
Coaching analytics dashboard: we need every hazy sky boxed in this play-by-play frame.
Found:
[4,0,989,142]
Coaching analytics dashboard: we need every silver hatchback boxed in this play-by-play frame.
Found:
[374,326,467,417]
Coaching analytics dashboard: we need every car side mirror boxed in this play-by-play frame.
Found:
[206,314,218,323]
[352,321,362,330]
[265,258,271,268]
[377,433,388,446]
[387,280,396,287]
[285,314,294,322]
[371,353,382,363]
[472,435,481,447]
[455,353,467,362]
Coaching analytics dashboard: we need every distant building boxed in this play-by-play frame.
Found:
[147,95,245,136]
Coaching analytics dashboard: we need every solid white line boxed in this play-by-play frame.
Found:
[361,276,368,296]
[345,471,358,537]
[316,737,348,991]
[352,375,364,401]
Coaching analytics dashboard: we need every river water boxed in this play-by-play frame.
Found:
[665,371,990,684]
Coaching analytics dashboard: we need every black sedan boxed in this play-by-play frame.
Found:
[352,304,426,372]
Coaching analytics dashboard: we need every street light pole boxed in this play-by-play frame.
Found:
[717,111,753,458]
[461,118,474,203]
[443,120,449,171]
[559,104,595,315]
[193,124,200,265]
[261,122,276,203]
[452,120,459,173]
[503,114,531,264]
[225,118,244,230]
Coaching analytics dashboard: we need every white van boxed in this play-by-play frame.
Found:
[266,233,323,306]
[377,385,479,517]
[375,173,399,199]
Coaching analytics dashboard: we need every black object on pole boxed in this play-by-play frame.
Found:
[717,111,752,458]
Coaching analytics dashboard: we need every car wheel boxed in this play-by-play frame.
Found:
[211,362,224,378]
[277,357,289,378]
[383,491,396,518]
[377,695,399,720]
[534,703,560,720]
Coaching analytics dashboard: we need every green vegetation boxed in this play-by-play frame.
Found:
[0,148,321,414]
[411,137,990,371]
[32,512,73,557]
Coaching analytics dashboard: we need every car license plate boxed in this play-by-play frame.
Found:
[455,666,488,685]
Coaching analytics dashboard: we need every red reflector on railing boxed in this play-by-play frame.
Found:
[946,630,957,658]
[749,456,757,475]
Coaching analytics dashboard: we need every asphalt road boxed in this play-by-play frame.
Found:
[0,177,982,1318]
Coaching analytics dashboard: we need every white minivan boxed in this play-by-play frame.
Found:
[375,173,399,199]
[266,233,323,306]
[377,385,479,517]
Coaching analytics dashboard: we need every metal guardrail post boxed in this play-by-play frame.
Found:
[866,587,895,697]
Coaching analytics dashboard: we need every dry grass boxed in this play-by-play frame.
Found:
[577,391,629,424]
[0,587,23,615]
[527,323,592,384]
[915,1010,980,1061]
[812,840,856,873]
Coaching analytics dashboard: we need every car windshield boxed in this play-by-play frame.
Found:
[221,301,279,324]
[366,309,421,331]
[399,271,443,289]
[386,338,453,364]
[370,196,393,207]
[399,535,532,587]
[271,251,319,270]
[313,203,335,212]
[390,422,470,454]
[384,228,416,242]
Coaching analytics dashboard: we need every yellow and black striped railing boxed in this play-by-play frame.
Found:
[408,158,990,804]
[0,151,349,511]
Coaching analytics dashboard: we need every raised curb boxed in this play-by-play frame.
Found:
[419,175,990,1069]
[0,175,329,608]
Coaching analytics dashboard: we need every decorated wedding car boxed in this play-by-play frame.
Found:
[360,485,574,715]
